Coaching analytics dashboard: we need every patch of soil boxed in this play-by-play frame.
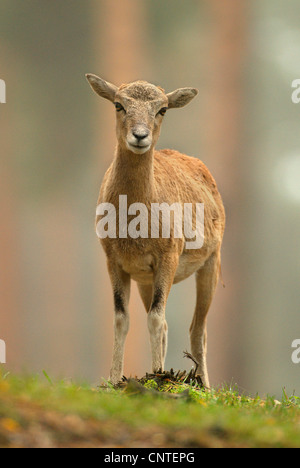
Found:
[115,351,204,393]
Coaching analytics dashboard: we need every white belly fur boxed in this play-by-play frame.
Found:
[121,253,205,285]
[173,255,205,284]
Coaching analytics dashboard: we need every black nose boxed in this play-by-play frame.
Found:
[132,130,149,141]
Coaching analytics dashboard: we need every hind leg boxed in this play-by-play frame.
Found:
[137,283,153,312]
[190,250,221,388]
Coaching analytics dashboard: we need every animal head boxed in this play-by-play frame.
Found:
[86,74,198,155]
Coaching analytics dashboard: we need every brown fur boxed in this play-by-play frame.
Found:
[86,74,225,387]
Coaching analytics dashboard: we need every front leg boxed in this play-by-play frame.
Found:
[107,259,131,385]
[148,254,178,373]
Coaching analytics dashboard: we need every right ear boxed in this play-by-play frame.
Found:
[85,74,118,103]
[167,87,198,109]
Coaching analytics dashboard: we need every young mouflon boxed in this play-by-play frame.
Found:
[86,74,225,387]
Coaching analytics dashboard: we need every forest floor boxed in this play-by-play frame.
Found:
[1,367,300,448]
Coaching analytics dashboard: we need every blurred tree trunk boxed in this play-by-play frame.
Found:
[90,0,151,378]
[0,57,22,367]
[0,5,93,380]
[202,0,248,384]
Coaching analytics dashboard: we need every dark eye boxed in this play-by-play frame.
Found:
[158,107,168,116]
[114,102,125,112]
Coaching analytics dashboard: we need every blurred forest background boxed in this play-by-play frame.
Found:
[1,0,300,398]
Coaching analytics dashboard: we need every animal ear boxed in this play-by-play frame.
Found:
[167,87,199,109]
[86,74,118,103]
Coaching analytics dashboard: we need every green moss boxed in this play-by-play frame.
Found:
[0,371,300,448]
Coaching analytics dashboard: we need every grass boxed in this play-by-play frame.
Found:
[1,368,300,448]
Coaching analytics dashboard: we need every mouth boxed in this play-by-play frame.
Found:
[127,142,151,154]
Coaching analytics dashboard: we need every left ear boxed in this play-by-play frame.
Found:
[167,87,199,109]
[85,74,118,103]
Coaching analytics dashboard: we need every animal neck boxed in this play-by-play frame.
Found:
[112,143,156,202]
